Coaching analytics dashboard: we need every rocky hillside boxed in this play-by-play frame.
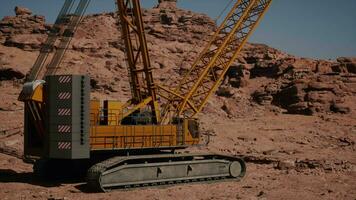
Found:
[0,2,355,130]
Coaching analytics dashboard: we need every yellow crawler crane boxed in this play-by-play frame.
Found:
[18,0,272,192]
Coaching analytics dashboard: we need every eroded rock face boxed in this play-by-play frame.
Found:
[4,34,46,50]
[0,14,47,34]
[229,42,356,115]
[157,0,177,9]
[14,6,32,16]
[0,68,25,80]
[252,69,354,115]
[0,5,355,116]
[337,57,356,74]
[0,7,49,47]
[144,6,215,43]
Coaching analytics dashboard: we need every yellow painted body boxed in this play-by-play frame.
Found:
[90,100,101,125]
[20,84,199,152]
[89,100,199,150]
[18,82,46,138]
[90,124,198,150]
[18,83,44,102]
[104,100,123,125]
[18,0,272,155]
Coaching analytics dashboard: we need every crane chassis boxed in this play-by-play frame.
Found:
[18,0,272,192]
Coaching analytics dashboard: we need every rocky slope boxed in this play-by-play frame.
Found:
[0,2,355,200]
[1,4,355,116]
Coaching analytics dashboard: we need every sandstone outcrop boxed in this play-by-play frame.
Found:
[0,5,354,116]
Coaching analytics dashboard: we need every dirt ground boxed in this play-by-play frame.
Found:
[1,112,355,200]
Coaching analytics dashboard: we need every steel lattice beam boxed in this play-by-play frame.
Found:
[159,0,272,121]
[26,0,90,81]
[116,0,160,123]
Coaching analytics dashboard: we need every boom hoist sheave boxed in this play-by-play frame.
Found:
[18,0,272,192]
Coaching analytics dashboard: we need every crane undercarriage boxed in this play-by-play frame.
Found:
[32,151,245,192]
[87,153,245,192]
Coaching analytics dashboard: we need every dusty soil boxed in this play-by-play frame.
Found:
[0,113,355,200]
[1,1,356,200]
[1,107,356,198]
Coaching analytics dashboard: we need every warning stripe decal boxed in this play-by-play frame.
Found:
[58,108,71,116]
[58,92,71,100]
[57,142,71,150]
[57,125,71,133]
[58,76,72,84]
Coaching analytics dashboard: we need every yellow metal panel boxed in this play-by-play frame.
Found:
[104,100,123,125]
[90,100,100,125]
[90,124,179,150]
[18,82,44,102]
[31,84,43,102]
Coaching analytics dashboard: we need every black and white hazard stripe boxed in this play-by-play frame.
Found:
[57,142,72,150]
[57,125,71,133]
[58,92,71,100]
[58,108,71,116]
[58,76,72,84]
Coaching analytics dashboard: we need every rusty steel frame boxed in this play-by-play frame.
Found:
[116,0,160,123]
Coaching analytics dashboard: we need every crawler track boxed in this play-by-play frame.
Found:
[87,153,246,192]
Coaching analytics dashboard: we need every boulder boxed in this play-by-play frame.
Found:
[14,6,32,16]
[291,58,317,72]
[252,90,274,105]
[160,13,176,25]
[315,60,334,73]
[71,39,108,53]
[337,57,356,74]
[4,34,45,50]
[276,160,296,170]
[158,0,177,9]
[307,81,335,92]
[148,25,166,37]
[228,77,249,88]
[0,67,25,80]
[306,91,335,104]
[0,9,48,37]
[337,57,356,63]
[250,61,280,78]
[346,62,356,74]
[274,83,307,107]
[216,86,235,98]
[221,102,233,116]
[288,102,311,115]
[155,56,177,69]
[331,63,348,73]
[331,103,351,114]
[226,65,250,88]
